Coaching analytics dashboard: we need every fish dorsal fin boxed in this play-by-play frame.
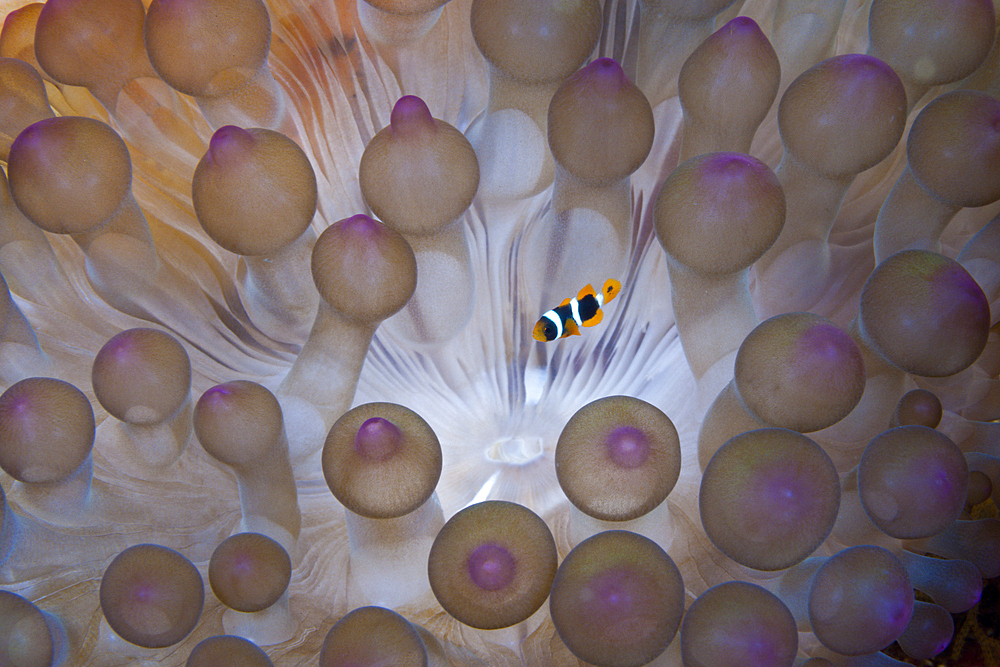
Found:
[564,319,581,336]
[559,297,571,307]
[577,284,596,300]
[583,309,603,327]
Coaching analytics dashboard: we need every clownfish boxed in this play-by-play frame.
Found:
[533,279,622,342]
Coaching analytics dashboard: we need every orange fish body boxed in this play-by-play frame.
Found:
[532,279,621,342]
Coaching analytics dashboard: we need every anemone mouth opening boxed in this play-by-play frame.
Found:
[485,435,544,464]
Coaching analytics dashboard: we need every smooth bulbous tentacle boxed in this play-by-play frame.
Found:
[427,500,556,629]
[99,543,204,649]
[700,428,840,571]
[549,530,684,667]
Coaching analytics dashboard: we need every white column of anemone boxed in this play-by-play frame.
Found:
[769,0,847,96]
[0,160,81,330]
[873,91,1000,263]
[323,403,443,608]
[677,17,779,163]
[193,125,319,343]
[357,0,452,46]
[958,213,1000,324]
[358,95,478,344]
[0,378,96,525]
[653,152,784,403]
[466,0,601,201]
[634,0,738,108]
[92,328,192,473]
[145,0,287,131]
[753,55,907,319]
[523,57,653,311]
[208,532,295,646]
[194,380,301,557]
[554,396,680,550]
[0,270,46,385]
[0,57,53,158]
[277,215,416,462]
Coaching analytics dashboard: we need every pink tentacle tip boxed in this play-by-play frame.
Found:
[354,417,402,462]
[390,95,435,135]
[606,426,650,469]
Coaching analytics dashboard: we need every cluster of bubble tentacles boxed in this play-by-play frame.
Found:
[0,0,999,665]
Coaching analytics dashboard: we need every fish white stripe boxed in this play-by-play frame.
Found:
[543,310,562,339]
[569,298,583,326]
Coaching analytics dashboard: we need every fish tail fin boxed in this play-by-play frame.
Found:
[602,279,622,303]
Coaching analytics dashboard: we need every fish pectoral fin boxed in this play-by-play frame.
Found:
[564,319,581,336]
[577,284,597,300]
[582,309,603,327]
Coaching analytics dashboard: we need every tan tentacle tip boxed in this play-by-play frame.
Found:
[890,388,942,428]
[364,0,449,14]
[319,606,427,667]
[0,590,55,667]
[779,54,906,178]
[7,116,132,235]
[0,377,95,484]
[428,500,557,629]
[187,635,274,667]
[193,125,317,256]
[359,96,479,236]
[548,58,655,185]
[654,152,785,274]
[145,0,271,98]
[868,0,996,88]
[322,402,441,518]
[209,532,291,612]
[311,214,417,324]
[550,530,685,667]
[555,395,681,522]
[907,90,1000,208]
[470,0,602,85]
[860,249,990,377]
[100,543,204,648]
[734,313,865,433]
[389,95,435,134]
[92,328,191,425]
[194,380,284,467]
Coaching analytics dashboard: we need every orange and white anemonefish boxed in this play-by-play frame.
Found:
[532,279,622,342]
